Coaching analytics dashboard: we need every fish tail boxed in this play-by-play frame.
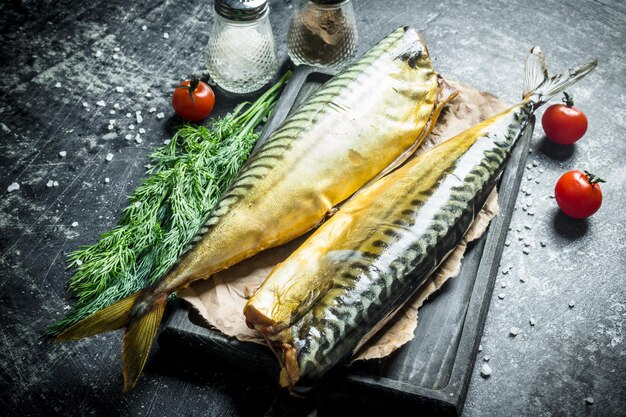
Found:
[522,46,597,105]
[55,289,167,392]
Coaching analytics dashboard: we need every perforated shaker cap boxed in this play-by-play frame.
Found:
[214,0,268,21]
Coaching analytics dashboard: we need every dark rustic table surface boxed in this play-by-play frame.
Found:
[1,0,625,416]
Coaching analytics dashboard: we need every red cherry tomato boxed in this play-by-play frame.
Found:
[554,170,604,219]
[541,92,588,145]
[172,79,215,121]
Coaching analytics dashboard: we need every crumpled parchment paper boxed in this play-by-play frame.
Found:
[179,81,509,361]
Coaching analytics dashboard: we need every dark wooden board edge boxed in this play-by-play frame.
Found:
[158,67,535,416]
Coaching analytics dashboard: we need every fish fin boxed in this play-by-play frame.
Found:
[55,293,139,341]
[121,294,166,392]
[523,46,597,104]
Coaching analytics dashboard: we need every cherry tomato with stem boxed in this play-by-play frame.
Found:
[542,92,588,145]
[554,170,605,219]
[172,78,215,122]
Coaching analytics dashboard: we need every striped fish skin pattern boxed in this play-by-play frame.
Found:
[246,102,533,388]
[152,26,444,295]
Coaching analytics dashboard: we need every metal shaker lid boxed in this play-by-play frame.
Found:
[214,0,268,22]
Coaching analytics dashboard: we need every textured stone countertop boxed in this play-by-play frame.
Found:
[1,0,624,416]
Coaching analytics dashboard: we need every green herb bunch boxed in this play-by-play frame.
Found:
[49,71,292,336]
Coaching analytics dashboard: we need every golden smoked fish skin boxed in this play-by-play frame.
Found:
[156,26,444,295]
[245,49,597,391]
[56,26,453,393]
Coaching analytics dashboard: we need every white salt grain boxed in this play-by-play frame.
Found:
[113,103,120,109]
[71,221,79,227]
[105,153,114,161]
[480,364,492,378]
[59,151,67,157]
[54,82,61,88]
[75,259,83,266]
[116,86,125,93]
[46,180,54,187]
[585,397,594,405]
[146,92,152,98]
[483,356,490,362]
[109,110,116,115]
[509,327,520,337]
[529,318,536,326]
[96,100,106,107]
[569,301,575,308]
[135,135,143,144]
[7,182,19,192]
[156,112,165,119]
[138,128,145,134]
[498,293,505,300]
[163,32,169,39]
[53,181,59,187]
[129,125,135,130]
[107,125,114,130]
[142,25,147,31]
[114,47,120,52]
[149,107,157,113]
[532,160,539,167]
[82,102,90,108]
[125,134,132,140]
[126,112,132,118]
[522,248,530,255]
[136,112,143,124]
[104,177,110,184]
[163,139,171,145]
[95,50,103,57]
[478,344,482,352]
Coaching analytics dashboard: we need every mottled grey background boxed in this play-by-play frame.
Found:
[0,0,624,416]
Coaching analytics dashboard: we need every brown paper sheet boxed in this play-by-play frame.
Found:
[179,81,510,359]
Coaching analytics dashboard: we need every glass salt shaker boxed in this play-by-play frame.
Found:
[287,0,358,71]
[206,0,278,94]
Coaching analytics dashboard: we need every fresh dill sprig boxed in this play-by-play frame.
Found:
[49,72,292,336]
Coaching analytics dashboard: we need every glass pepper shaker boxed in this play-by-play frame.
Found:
[287,0,358,71]
[206,0,278,94]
